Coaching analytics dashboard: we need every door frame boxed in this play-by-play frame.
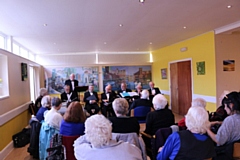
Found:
[168,58,193,109]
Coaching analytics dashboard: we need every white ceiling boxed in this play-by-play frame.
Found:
[0,0,240,55]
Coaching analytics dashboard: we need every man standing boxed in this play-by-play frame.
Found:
[65,73,78,92]
[83,85,100,116]
[148,81,161,101]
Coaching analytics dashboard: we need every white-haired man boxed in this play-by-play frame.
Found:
[144,94,175,135]
[129,89,153,111]
[64,73,79,92]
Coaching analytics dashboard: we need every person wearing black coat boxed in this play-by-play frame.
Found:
[101,85,116,117]
[64,73,79,92]
[83,85,100,115]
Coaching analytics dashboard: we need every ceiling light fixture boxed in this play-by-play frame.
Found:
[139,0,145,3]
[104,42,107,44]
[227,5,232,9]
[43,24,47,27]
[149,42,152,45]
[119,24,123,27]
[183,26,187,29]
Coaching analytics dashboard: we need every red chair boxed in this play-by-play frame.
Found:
[62,135,80,160]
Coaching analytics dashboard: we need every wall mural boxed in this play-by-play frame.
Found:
[45,66,99,94]
[102,65,152,91]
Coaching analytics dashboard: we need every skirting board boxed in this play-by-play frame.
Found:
[161,90,216,103]
[0,141,13,160]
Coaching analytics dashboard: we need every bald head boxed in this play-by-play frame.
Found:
[70,74,75,80]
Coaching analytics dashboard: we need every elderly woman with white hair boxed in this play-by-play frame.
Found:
[74,114,142,160]
[109,98,140,134]
[36,95,51,122]
[144,94,175,135]
[178,97,207,130]
[157,107,215,160]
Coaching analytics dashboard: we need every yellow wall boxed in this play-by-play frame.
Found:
[0,110,31,151]
[152,31,216,112]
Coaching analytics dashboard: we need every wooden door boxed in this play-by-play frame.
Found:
[170,63,179,113]
[177,61,192,115]
[170,60,192,115]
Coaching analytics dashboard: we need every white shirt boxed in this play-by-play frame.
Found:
[71,81,75,91]
[44,108,63,130]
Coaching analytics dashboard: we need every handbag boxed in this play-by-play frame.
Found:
[12,128,30,148]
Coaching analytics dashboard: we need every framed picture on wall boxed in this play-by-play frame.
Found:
[223,60,235,71]
[196,61,205,75]
[21,63,28,81]
[161,68,167,79]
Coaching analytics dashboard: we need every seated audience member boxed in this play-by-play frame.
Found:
[209,90,229,122]
[61,84,79,103]
[178,97,206,130]
[207,91,240,146]
[35,88,48,114]
[129,89,153,111]
[83,85,100,115]
[144,94,175,135]
[36,95,51,122]
[65,73,79,92]
[134,83,143,100]
[101,85,116,117]
[117,82,132,97]
[74,115,142,160]
[148,81,161,101]
[157,107,215,160]
[109,98,140,134]
[60,102,86,136]
[44,97,63,130]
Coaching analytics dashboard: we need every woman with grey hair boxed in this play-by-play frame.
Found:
[144,94,175,135]
[74,114,142,160]
[44,97,63,130]
[109,98,140,134]
[35,88,48,114]
[157,107,215,159]
[36,95,51,122]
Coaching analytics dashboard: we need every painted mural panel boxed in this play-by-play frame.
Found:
[45,66,99,94]
[102,66,152,91]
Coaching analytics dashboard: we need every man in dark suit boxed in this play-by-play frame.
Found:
[83,85,100,116]
[117,83,132,97]
[129,89,153,111]
[64,73,79,92]
[148,81,161,101]
[61,84,79,104]
[101,85,116,117]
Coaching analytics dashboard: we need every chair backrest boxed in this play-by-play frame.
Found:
[151,127,172,160]
[112,133,147,160]
[132,106,151,123]
[62,135,80,160]
[233,142,240,158]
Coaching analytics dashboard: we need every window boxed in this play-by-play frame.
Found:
[0,53,9,98]
[0,35,5,49]
[20,47,28,59]
[29,52,35,61]
[13,43,20,55]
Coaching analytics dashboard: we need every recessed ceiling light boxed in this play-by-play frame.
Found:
[139,0,145,3]
[43,24,47,27]
[119,24,123,27]
[149,42,152,45]
[227,5,232,9]
[183,26,187,29]
[104,42,107,44]
[53,43,56,45]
